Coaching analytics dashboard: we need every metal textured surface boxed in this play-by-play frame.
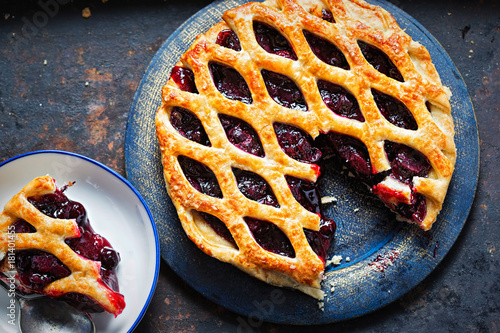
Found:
[124,0,479,324]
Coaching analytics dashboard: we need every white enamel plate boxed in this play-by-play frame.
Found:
[0,150,159,333]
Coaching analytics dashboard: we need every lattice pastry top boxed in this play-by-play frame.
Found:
[0,176,125,316]
[155,0,455,299]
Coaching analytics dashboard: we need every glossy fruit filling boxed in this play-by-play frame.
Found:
[219,114,265,157]
[372,89,418,130]
[274,122,321,164]
[321,9,335,23]
[318,80,364,121]
[358,41,404,82]
[303,30,349,69]
[216,29,242,51]
[261,70,308,111]
[171,107,211,146]
[209,62,253,104]
[173,23,431,262]
[170,66,198,93]
[178,155,223,199]
[253,21,297,60]
[12,188,121,313]
[233,168,280,208]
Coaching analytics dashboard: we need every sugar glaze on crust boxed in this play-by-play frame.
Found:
[156,0,455,299]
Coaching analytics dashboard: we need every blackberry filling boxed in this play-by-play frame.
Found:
[11,188,121,313]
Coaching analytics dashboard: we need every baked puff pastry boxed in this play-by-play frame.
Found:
[156,0,455,299]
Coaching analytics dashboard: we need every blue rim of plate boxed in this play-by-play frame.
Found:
[0,150,160,332]
[124,0,479,324]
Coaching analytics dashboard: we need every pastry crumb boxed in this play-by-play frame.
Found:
[321,196,337,204]
[329,280,335,293]
[346,257,351,262]
[353,208,359,213]
[82,7,91,18]
[318,301,324,311]
[326,255,342,267]
[43,59,47,66]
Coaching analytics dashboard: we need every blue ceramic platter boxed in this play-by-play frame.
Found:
[124,0,479,324]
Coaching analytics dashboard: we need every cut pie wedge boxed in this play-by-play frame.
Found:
[156,0,455,299]
[0,175,125,316]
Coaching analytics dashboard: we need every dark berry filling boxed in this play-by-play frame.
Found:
[171,107,211,146]
[178,155,223,198]
[322,9,335,23]
[304,218,336,262]
[261,70,308,111]
[15,249,71,292]
[14,220,36,233]
[233,168,279,207]
[384,141,431,185]
[318,132,373,178]
[244,217,295,258]
[285,176,320,215]
[209,62,253,104]
[198,211,237,247]
[303,30,349,70]
[394,193,427,224]
[219,114,265,157]
[358,41,404,82]
[253,21,297,60]
[216,29,242,51]
[372,89,417,130]
[11,189,121,313]
[170,66,198,93]
[318,80,364,121]
[274,122,321,164]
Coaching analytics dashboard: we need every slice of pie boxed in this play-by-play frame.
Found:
[0,175,125,316]
[155,0,455,299]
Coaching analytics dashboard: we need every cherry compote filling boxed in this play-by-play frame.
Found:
[274,122,321,164]
[253,21,297,60]
[358,41,404,82]
[178,155,223,199]
[210,62,253,104]
[11,188,121,313]
[170,66,198,93]
[171,107,211,146]
[262,70,308,111]
[303,30,349,70]
[216,29,242,51]
[219,114,265,157]
[318,80,364,121]
[372,89,417,130]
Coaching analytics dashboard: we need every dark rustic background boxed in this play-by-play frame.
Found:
[1,0,499,332]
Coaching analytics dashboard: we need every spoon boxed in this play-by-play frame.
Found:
[1,281,95,333]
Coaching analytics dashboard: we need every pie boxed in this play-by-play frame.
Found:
[155,0,456,299]
[0,175,125,316]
